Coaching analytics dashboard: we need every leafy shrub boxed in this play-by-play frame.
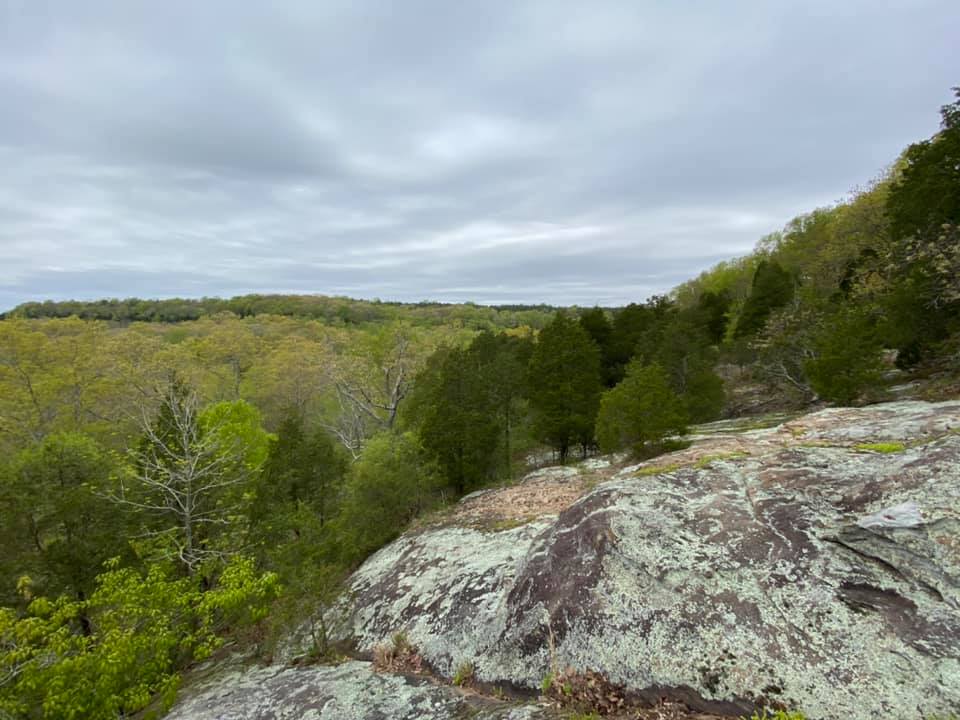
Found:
[0,557,278,720]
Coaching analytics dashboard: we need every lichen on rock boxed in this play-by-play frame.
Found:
[342,399,960,720]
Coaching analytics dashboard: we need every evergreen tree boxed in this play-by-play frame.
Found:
[653,312,726,423]
[255,413,347,535]
[595,362,688,456]
[578,307,617,386]
[804,308,885,405]
[733,260,795,338]
[411,345,500,494]
[467,331,533,478]
[887,88,960,240]
[527,313,602,462]
[1,433,127,604]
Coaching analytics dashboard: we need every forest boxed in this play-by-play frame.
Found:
[0,90,958,718]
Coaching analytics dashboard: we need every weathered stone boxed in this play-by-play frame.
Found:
[343,400,960,720]
[165,660,551,720]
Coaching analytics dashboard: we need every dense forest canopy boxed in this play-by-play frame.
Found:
[0,294,562,329]
[0,90,958,718]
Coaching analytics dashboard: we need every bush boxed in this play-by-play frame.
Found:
[595,362,688,456]
[804,307,884,405]
[332,432,443,564]
[0,557,278,720]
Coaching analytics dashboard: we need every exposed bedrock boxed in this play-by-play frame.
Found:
[345,400,960,720]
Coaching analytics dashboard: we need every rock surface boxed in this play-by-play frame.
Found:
[168,400,960,720]
[166,659,550,720]
[343,400,960,720]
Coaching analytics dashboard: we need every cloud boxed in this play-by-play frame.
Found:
[1,0,958,310]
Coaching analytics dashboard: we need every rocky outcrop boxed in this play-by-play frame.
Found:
[166,660,550,719]
[343,400,960,720]
[166,400,960,720]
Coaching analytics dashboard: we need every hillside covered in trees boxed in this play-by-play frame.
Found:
[0,91,958,718]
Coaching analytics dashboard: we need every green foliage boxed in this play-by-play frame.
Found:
[650,311,725,422]
[734,260,795,339]
[407,345,501,494]
[0,433,128,603]
[333,432,442,563]
[199,399,273,472]
[578,307,618,387]
[408,331,533,492]
[3,294,558,331]
[541,672,555,694]
[803,307,884,405]
[528,314,603,462]
[254,413,346,536]
[595,362,688,456]
[0,556,278,720]
[887,88,960,240]
[124,383,270,575]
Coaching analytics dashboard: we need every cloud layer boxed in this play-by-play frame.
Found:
[2,1,958,309]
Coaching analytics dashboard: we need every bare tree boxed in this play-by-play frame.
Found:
[323,326,419,458]
[109,380,248,575]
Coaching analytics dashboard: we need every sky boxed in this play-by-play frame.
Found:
[1,1,958,310]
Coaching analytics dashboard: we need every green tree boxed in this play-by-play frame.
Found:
[407,346,500,494]
[733,260,795,339]
[887,88,960,240]
[468,331,533,478]
[804,308,884,405]
[650,312,726,423]
[332,432,441,563]
[527,314,602,462]
[0,433,127,606]
[0,556,278,720]
[578,308,617,386]
[595,362,688,456]
[253,413,346,543]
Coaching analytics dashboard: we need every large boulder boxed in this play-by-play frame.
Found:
[345,400,960,719]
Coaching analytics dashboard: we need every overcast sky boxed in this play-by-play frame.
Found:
[1,1,958,310]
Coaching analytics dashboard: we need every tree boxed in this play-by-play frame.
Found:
[0,556,278,720]
[332,432,441,563]
[595,362,688,456]
[325,323,433,458]
[0,434,128,609]
[887,88,960,240]
[804,307,884,405]
[253,413,346,537]
[406,346,500,494]
[733,260,795,339]
[578,308,617,386]
[607,299,672,384]
[651,311,725,423]
[527,313,602,462]
[112,380,269,575]
[468,331,533,478]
